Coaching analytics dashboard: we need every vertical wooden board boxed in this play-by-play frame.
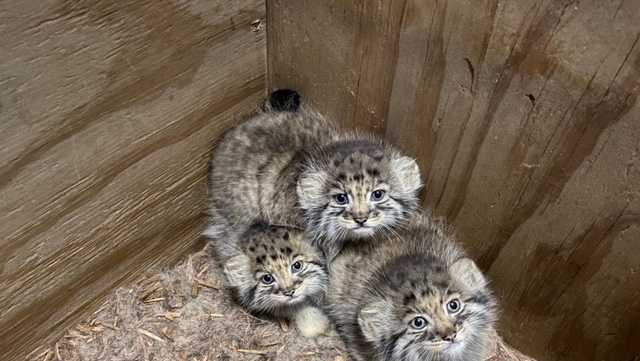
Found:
[268,0,640,360]
[385,2,640,360]
[0,1,266,360]
[267,0,405,134]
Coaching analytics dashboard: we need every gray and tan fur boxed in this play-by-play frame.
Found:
[219,224,329,337]
[206,89,422,262]
[326,212,497,361]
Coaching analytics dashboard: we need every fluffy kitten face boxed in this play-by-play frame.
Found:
[223,225,328,317]
[297,140,421,243]
[358,256,496,361]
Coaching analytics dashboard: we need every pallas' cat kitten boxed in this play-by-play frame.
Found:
[326,213,497,361]
[218,224,329,337]
[206,89,422,261]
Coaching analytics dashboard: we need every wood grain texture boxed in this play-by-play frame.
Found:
[267,0,405,133]
[0,1,266,360]
[268,1,640,360]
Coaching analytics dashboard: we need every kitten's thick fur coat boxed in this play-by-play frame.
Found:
[326,213,497,361]
[206,90,422,262]
[219,224,329,337]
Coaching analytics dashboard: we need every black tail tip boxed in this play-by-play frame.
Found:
[268,89,300,112]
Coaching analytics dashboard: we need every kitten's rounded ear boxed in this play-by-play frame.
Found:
[358,300,397,343]
[450,258,487,292]
[297,169,329,209]
[390,155,422,195]
[223,254,252,288]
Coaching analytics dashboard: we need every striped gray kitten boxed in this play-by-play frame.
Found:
[206,89,422,262]
[326,213,497,361]
[219,224,329,337]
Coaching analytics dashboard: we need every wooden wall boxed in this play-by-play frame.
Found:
[268,1,640,360]
[0,1,265,360]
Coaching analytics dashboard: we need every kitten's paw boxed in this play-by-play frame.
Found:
[294,306,329,338]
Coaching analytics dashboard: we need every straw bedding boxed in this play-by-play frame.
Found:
[28,247,534,361]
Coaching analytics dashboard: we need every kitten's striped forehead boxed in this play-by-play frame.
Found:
[381,254,463,307]
[240,227,315,267]
[245,227,298,252]
[384,254,449,285]
[400,276,455,306]
[404,284,455,311]
[330,149,386,172]
[327,150,389,191]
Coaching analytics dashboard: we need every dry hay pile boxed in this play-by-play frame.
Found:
[28,248,535,361]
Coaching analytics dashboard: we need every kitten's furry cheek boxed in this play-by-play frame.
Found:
[223,254,253,288]
[358,300,397,343]
[202,225,222,239]
[450,258,487,292]
[390,155,422,195]
[297,169,329,209]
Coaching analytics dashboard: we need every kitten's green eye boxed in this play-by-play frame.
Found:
[446,299,462,314]
[370,189,386,201]
[410,316,427,330]
[291,261,303,273]
[261,274,274,284]
[334,193,349,205]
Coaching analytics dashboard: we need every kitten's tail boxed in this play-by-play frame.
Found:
[266,88,300,112]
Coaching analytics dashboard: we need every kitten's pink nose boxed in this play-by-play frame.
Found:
[354,217,368,225]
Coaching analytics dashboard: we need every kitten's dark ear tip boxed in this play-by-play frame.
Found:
[268,89,301,112]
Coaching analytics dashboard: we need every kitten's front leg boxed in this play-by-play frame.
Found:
[294,306,329,338]
[314,237,342,266]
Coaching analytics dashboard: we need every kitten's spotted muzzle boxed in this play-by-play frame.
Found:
[436,325,458,342]
[346,214,380,232]
[426,328,460,351]
[349,225,375,237]
[346,208,383,230]
[282,289,295,297]
[440,331,457,343]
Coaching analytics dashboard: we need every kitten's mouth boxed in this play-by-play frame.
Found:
[283,292,303,301]
[286,295,305,304]
[429,337,466,353]
[350,226,374,236]
[427,340,455,350]
[350,220,378,229]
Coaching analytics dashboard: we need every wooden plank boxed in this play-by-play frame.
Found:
[268,1,640,360]
[267,0,405,134]
[0,1,266,360]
